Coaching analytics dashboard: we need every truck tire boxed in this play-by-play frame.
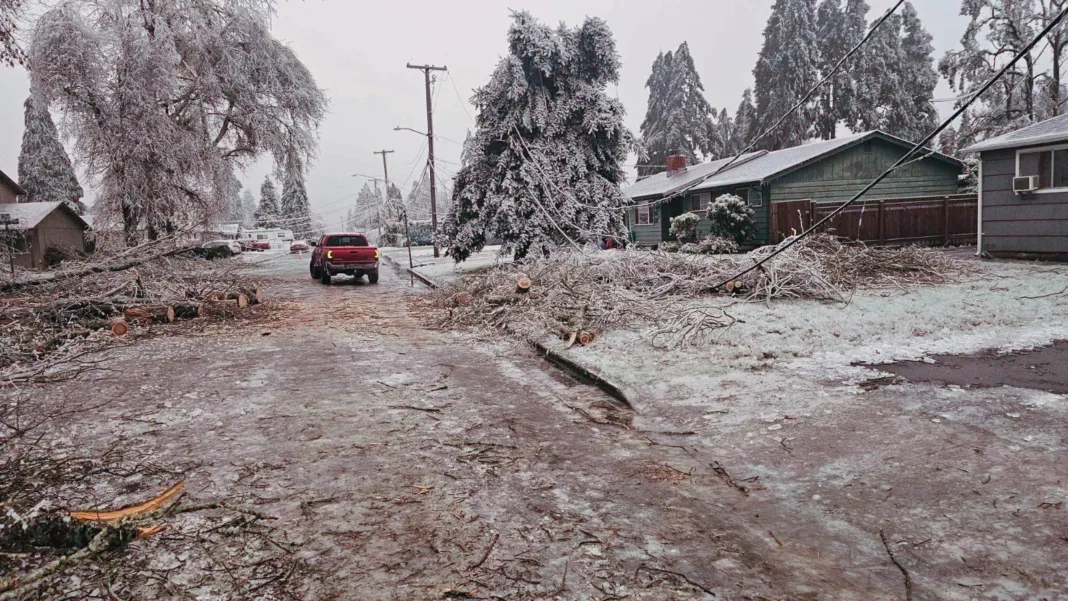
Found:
[320,269,331,285]
[310,261,320,279]
[368,271,379,284]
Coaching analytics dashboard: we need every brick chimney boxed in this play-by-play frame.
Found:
[666,153,687,176]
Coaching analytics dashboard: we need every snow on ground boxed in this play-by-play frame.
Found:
[380,245,509,282]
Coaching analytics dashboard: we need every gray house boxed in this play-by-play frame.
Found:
[963,114,1068,260]
[0,202,90,269]
[0,169,25,205]
[625,131,964,246]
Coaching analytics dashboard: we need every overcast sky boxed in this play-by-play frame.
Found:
[0,0,968,229]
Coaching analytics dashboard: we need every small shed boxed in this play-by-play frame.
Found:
[0,202,90,270]
[624,131,964,247]
[963,114,1068,260]
[0,169,26,205]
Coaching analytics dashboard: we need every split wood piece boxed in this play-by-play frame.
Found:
[70,482,185,524]
[516,273,532,294]
[237,293,250,308]
[109,320,129,337]
[123,305,175,324]
[565,331,578,349]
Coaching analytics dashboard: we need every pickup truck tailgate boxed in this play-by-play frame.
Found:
[328,247,377,263]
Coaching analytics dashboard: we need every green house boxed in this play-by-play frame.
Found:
[624,131,964,246]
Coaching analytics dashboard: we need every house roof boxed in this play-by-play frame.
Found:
[0,202,88,231]
[625,153,763,200]
[625,131,962,200]
[0,169,27,196]
[961,113,1068,153]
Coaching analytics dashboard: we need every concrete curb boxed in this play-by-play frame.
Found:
[382,251,635,410]
[531,340,637,411]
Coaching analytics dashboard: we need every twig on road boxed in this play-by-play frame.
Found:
[636,563,716,597]
[388,405,444,413]
[710,461,750,495]
[880,529,913,601]
[469,533,499,570]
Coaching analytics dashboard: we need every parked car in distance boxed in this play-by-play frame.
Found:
[310,233,379,284]
[196,239,241,259]
[289,241,310,254]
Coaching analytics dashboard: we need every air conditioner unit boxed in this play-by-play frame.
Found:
[1013,175,1040,194]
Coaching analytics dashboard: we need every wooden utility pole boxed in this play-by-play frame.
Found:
[373,149,395,220]
[407,62,447,258]
[0,213,19,276]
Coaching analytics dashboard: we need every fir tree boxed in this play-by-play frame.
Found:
[442,11,632,262]
[854,13,905,133]
[730,89,757,155]
[638,42,715,177]
[938,124,960,157]
[895,2,939,141]
[0,0,24,66]
[839,0,871,130]
[280,153,312,236]
[815,0,847,139]
[255,177,281,228]
[18,94,85,213]
[225,174,243,223]
[753,0,821,150]
[240,189,256,226]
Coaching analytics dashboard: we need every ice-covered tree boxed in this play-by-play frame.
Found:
[225,174,244,223]
[729,89,757,155]
[0,0,24,66]
[280,152,311,236]
[939,0,1067,142]
[406,175,432,219]
[255,177,281,228]
[30,0,327,245]
[853,12,906,133]
[638,42,715,177]
[18,94,85,213]
[753,0,821,150]
[240,189,256,226]
[895,3,940,140]
[814,0,871,139]
[442,11,633,262]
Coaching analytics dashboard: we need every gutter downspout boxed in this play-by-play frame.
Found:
[976,156,984,256]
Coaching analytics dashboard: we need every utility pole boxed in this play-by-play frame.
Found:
[373,149,394,220]
[407,62,447,257]
[1,213,19,277]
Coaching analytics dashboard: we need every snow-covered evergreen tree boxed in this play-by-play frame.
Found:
[255,177,281,228]
[280,153,312,236]
[895,3,940,141]
[18,94,85,213]
[0,0,24,66]
[815,0,847,139]
[753,0,821,150]
[853,12,905,133]
[938,124,960,156]
[30,0,327,245]
[225,174,244,223]
[442,11,633,262]
[729,89,757,155]
[240,189,256,226]
[839,0,871,130]
[638,42,715,177]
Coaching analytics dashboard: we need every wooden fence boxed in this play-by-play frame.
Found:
[771,194,978,246]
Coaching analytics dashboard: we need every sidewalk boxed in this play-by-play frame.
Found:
[380,245,509,285]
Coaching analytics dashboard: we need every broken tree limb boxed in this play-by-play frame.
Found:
[171,303,204,320]
[123,306,175,324]
[880,529,913,601]
[69,482,185,523]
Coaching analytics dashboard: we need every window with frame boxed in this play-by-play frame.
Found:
[1017,145,1068,190]
[747,188,763,208]
[686,193,711,213]
[635,203,651,226]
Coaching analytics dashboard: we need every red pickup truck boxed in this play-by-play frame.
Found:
[309,233,380,284]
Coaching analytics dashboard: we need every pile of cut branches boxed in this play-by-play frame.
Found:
[0,241,264,382]
[424,235,966,348]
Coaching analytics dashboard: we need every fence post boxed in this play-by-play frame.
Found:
[943,196,951,245]
[878,200,886,244]
[808,200,816,234]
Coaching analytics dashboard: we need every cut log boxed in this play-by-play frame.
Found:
[725,281,736,293]
[172,303,203,320]
[123,306,175,324]
[109,320,129,337]
[237,293,250,308]
[578,331,595,346]
[516,273,532,294]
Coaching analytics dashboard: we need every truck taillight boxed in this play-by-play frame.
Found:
[327,250,333,259]
[374,250,380,259]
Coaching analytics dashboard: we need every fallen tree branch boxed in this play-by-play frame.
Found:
[879,529,913,601]
[469,532,499,570]
[636,563,716,597]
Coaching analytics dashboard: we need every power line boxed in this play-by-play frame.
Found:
[650,0,908,209]
[712,2,1068,291]
[447,70,475,124]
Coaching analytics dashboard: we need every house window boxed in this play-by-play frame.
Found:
[687,193,711,213]
[1016,144,1068,190]
[747,188,763,208]
[635,203,651,226]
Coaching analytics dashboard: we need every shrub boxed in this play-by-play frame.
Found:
[669,211,701,243]
[658,241,680,253]
[696,235,739,254]
[382,220,434,247]
[707,194,754,244]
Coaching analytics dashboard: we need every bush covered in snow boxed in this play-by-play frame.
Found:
[679,235,739,255]
[669,211,702,243]
[708,194,754,244]
[658,241,680,253]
